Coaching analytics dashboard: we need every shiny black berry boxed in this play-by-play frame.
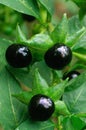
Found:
[5,44,32,68]
[22,14,35,22]
[63,70,80,80]
[28,94,55,121]
[44,44,72,70]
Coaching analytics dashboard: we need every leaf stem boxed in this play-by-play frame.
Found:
[73,52,86,62]
[57,116,63,130]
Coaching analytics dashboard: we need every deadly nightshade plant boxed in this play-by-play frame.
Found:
[0,0,86,130]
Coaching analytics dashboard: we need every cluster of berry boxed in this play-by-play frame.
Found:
[5,43,72,69]
[5,43,80,121]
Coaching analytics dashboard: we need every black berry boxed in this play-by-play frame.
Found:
[44,44,72,70]
[22,14,35,22]
[63,70,80,80]
[28,94,55,121]
[5,44,32,68]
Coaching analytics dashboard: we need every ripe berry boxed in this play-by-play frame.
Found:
[28,94,55,121]
[44,44,72,70]
[22,14,35,22]
[63,70,80,80]
[5,44,32,68]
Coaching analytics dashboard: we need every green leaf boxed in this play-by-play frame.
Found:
[68,15,86,34]
[13,91,33,105]
[38,0,54,16]
[33,69,49,95]
[79,8,86,20]
[0,0,41,20]
[31,61,53,86]
[77,113,86,118]
[65,27,86,47]
[67,0,86,19]
[6,60,53,89]
[0,38,27,130]
[69,63,86,71]
[51,70,63,85]
[72,0,86,19]
[6,65,34,89]
[67,16,86,52]
[16,25,26,43]
[62,115,86,130]
[72,0,86,9]
[72,32,86,51]
[63,72,86,114]
[25,33,54,61]
[55,100,70,116]
[48,80,67,101]
[0,68,27,130]
[51,14,68,43]
[0,38,12,67]
[15,119,55,130]
[69,29,86,61]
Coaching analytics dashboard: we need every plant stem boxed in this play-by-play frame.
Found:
[73,52,86,62]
